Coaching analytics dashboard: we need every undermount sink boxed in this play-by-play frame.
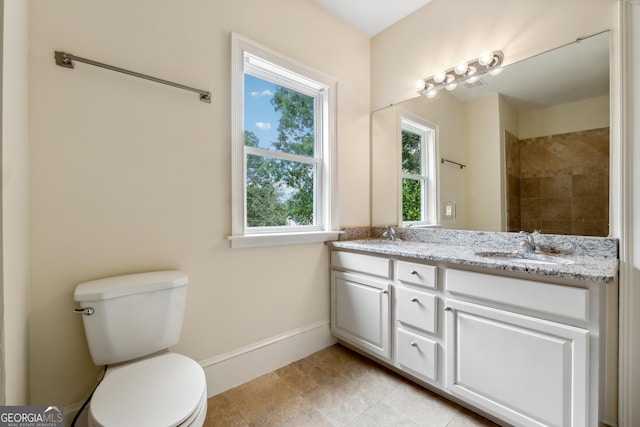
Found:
[474,251,574,266]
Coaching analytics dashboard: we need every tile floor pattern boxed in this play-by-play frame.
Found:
[203,344,500,427]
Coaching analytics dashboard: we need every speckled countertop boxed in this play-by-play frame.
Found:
[329,228,618,284]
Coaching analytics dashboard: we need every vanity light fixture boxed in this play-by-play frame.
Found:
[416,51,504,98]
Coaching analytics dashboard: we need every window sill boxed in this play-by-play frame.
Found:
[227,231,342,249]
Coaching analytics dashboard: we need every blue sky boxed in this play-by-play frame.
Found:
[244,74,281,150]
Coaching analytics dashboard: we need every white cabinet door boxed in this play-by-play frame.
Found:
[331,270,391,360]
[445,299,589,427]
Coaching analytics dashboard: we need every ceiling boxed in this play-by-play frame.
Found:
[312,0,433,37]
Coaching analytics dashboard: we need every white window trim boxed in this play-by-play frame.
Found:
[229,33,340,248]
[399,113,439,227]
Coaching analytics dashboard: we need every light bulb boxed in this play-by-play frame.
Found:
[419,83,437,97]
[464,66,478,83]
[478,51,495,67]
[433,71,447,83]
[445,75,457,91]
[489,67,503,76]
[416,79,427,91]
[454,61,469,75]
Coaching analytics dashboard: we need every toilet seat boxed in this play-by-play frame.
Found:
[89,353,207,427]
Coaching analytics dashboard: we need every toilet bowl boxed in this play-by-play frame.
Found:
[88,353,207,427]
[74,271,207,427]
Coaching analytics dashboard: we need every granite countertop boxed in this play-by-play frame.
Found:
[329,229,619,284]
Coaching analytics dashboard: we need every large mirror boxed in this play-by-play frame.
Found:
[371,31,610,236]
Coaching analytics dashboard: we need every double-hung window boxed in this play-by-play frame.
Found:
[400,115,438,226]
[230,34,338,248]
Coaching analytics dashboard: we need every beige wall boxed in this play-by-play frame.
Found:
[2,0,30,405]
[28,0,370,406]
[371,0,616,111]
[465,95,503,231]
[371,92,467,229]
[519,95,610,139]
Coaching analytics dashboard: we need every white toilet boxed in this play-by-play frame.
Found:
[74,270,207,427]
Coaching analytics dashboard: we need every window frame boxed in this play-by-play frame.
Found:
[399,114,439,227]
[229,33,339,248]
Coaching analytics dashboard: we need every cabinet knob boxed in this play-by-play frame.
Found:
[382,290,388,294]
[410,341,418,347]
[410,297,419,302]
[444,307,452,311]
[410,270,419,275]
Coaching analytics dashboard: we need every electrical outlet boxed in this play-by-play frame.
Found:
[443,201,456,220]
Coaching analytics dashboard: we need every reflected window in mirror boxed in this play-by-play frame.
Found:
[401,116,437,226]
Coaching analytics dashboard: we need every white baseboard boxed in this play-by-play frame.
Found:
[200,320,336,397]
[64,321,336,425]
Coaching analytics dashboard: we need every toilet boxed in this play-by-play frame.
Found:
[73,270,207,427]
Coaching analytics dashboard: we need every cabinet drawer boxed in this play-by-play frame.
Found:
[396,328,438,381]
[331,251,391,279]
[446,269,589,321]
[396,287,437,334]
[397,261,437,289]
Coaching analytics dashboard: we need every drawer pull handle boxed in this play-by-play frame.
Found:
[410,270,419,275]
[410,341,418,347]
[410,297,419,303]
[382,290,388,294]
[444,306,452,311]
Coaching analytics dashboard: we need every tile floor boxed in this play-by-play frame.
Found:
[203,344,500,427]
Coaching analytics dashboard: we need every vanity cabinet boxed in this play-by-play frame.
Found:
[445,269,595,427]
[330,247,611,427]
[330,252,392,361]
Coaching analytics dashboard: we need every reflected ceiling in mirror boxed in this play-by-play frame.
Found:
[371,31,610,237]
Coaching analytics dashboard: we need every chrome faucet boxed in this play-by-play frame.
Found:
[519,230,537,254]
[383,226,398,241]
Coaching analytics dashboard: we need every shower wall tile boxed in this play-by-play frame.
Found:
[540,175,572,199]
[573,174,609,198]
[521,177,541,198]
[504,127,609,236]
[505,130,521,231]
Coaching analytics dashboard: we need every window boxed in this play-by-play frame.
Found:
[230,34,338,248]
[400,116,438,226]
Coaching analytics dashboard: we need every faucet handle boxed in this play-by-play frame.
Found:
[519,230,536,253]
[383,225,397,241]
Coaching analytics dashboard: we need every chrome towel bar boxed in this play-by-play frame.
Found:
[441,158,466,169]
[54,51,211,103]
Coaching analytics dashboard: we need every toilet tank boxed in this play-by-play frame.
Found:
[74,270,188,366]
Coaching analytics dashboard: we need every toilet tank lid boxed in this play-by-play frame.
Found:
[74,270,188,302]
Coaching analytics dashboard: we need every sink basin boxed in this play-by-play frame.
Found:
[474,251,574,266]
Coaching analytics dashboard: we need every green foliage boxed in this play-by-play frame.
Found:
[402,178,422,221]
[402,130,421,175]
[270,87,315,225]
[245,134,289,227]
[402,130,423,221]
[244,86,316,227]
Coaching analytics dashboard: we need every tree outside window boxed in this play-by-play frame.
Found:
[401,117,437,226]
